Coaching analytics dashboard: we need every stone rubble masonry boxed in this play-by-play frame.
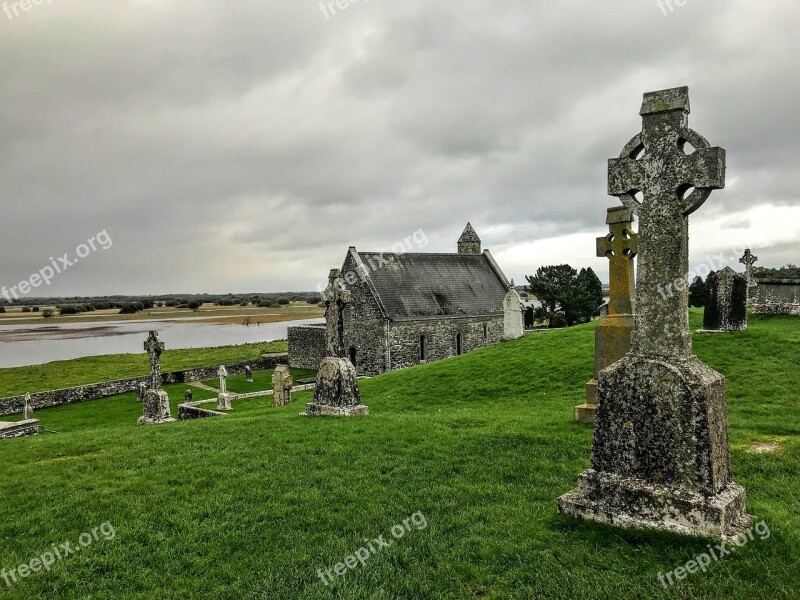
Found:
[288,325,327,370]
[178,404,225,420]
[0,355,288,417]
[702,267,748,331]
[751,279,800,315]
[558,86,750,540]
[0,419,40,439]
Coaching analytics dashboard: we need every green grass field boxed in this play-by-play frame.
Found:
[0,341,288,398]
[0,310,797,599]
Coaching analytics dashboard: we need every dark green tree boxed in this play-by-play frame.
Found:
[688,276,707,307]
[525,265,577,315]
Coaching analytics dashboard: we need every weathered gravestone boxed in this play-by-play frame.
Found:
[558,87,750,539]
[217,365,232,411]
[136,381,147,403]
[303,357,367,416]
[245,365,253,383]
[701,267,748,332]
[184,389,193,404]
[575,207,637,423]
[503,289,524,340]
[323,269,351,358]
[138,331,174,425]
[23,393,34,420]
[272,365,293,407]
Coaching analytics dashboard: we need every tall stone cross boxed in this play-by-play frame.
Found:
[144,331,165,391]
[324,268,351,357]
[218,365,228,394]
[608,86,726,359]
[739,249,758,287]
[596,207,637,317]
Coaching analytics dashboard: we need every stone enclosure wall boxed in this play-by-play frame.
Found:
[0,354,288,417]
[288,325,327,370]
[751,280,800,315]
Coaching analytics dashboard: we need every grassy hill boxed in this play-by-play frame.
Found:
[0,310,797,599]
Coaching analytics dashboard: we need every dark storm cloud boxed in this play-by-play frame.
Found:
[0,0,797,295]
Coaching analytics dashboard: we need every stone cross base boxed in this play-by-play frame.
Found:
[302,403,369,417]
[0,419,40,439]
[561,355,750,539]
[273,392,292,408]
[574,379,597,423]
[558,469,750,541]
[216,393,233,411]
[138,390,174,426]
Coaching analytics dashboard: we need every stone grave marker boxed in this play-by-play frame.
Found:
[503,289,524,340]
[272,365,293,407]
[575,207,637,423]
[739,248,758,304]
[245,365,253,383]
[303,357,368,416]
[138,331,174,425]
[136,381,147,403]
[184,389,193,404]
[217,365,232,411]
[701,267,748,332]
[23,393,34,420]
[558,87,750,539]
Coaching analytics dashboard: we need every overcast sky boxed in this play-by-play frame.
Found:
[1,0,798,296]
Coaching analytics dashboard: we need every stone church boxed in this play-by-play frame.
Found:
[289,224,523,376]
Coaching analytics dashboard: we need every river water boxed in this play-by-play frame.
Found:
[0,318,324,368]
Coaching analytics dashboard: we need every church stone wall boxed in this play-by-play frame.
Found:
[751,280,800,315]
[388,315,504,371]
[340,252,390,377]
[288,325,327,369]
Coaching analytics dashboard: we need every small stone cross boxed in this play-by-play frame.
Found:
[323,269,351,357]
[608,87,726,359]
[218,365,228,394]
[144,331,165,391]
[596,207,637,317]
[739,249,758,287]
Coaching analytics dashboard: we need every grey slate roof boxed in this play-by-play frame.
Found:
[357,252,509,319]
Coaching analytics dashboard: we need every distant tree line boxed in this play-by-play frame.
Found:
[525,265,605,328]
[753,264,800,281]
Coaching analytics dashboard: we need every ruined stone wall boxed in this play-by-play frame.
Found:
[751,280,800,315]
[287,325,327,369]
[0,354,288,416]
[388,315,504,371]
[340,252,389,377]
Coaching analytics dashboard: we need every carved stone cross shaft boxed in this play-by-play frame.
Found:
[739,249,758,286]
[596,207,637,317]
[324,268,351,357]
[144,331,165,390]
[608,87,726,359]
[218,365,228,394]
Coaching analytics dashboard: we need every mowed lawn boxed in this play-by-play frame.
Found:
[0,311,797,599]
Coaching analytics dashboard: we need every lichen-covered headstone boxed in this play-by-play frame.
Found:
[558,87,750,540]
[702,267,748,332]
[245,365,253,383]
[502,289,524,340]
[303,357,368,416]
[576,207,637,423]
[272,365,293,407]
[136,381,147,403]
[184,389,193,404]
[323,269,351,358]
[216,392,232,411]
[138,331,174,425]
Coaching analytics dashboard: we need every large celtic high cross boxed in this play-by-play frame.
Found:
[144,331,165,390]
[324,269,351,357]
[608,87,725,359]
